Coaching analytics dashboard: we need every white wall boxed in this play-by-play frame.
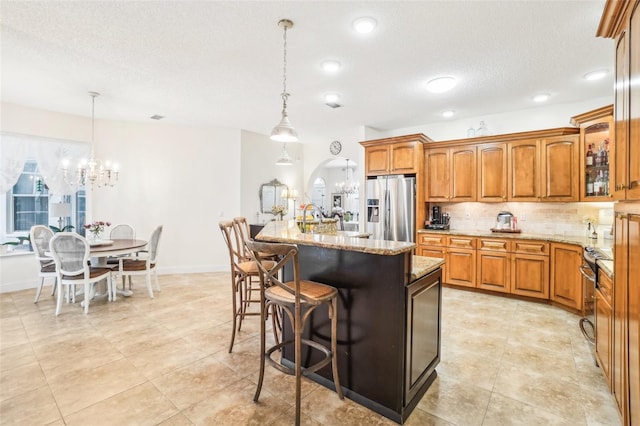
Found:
[1,102,240,287]
[370,97,612,141]
[240,130,304,223]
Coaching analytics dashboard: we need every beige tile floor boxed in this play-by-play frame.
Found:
[0,272,622,425]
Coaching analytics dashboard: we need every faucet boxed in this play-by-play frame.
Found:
[301,203,323,233]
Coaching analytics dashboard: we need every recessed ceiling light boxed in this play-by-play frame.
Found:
[352,17,377,34]
[425,77,457,93]
[322,60,341,73]
[583,70,608,81]
[442,110,455,118]
[150,115,164,120]
[324,93,340,104]
[533,93,550,103]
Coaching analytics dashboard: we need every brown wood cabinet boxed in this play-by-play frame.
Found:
[444,236,476,288]
[507,139,539,201]
[420,233,550,300]
[540,135,580,201]
[511,240,549,300]
[477,143,507,202]
[362,135,429,177]
[550,242,584,311]
[601,0,640,202]
[425,146,476,202]
[477,238,510,293]
[571,105,615,201]
[507,136,579,202]
[599,1,640,423]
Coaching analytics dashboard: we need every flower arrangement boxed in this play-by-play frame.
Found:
[84,221,111,240]
[271,204,287,220]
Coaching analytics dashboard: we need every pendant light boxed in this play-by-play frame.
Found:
[270,19,298,143]
[63,92,119,188]
[275,143,293,166]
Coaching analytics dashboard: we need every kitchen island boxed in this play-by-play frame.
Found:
[256,220,445,424]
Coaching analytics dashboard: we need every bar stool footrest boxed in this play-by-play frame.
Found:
[265,338,332,376]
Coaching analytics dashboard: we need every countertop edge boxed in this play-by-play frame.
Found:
[257,221,416,256]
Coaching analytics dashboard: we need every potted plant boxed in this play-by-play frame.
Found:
[1,236,32,252]
[49,225,75,233]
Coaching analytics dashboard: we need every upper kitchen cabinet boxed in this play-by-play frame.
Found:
[540,135,580,201]
[599,0,640,201]
[361,134,431,177]
[477,143,507,202]
[425,146,477,202]
[507,133,580,202]
[571,105,614,201]
[507,139,540,201]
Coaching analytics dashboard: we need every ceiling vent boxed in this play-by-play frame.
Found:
[325,102,342,109]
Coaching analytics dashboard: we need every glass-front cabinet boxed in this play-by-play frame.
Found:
[571,105,614,201]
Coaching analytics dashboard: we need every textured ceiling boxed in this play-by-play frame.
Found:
[0,1,612,144]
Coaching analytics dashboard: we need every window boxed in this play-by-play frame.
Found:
[8,161,49,232]
[4,160,85,235]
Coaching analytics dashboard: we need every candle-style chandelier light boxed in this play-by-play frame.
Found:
[335,159,359,197]
[63,92,119,188]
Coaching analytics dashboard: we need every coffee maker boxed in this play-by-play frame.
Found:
[425,205,450,230]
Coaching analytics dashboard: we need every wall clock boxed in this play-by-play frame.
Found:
[330,140,342,155]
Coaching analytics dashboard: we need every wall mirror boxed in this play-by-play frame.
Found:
[259,178,288,214]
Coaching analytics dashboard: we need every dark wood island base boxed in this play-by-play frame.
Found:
[257,221,444,424]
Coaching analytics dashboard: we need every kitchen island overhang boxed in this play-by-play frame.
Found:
[256,221,444,424]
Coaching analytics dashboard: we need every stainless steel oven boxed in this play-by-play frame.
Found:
[579,247,612,358]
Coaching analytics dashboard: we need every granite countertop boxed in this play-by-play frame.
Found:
[257,220,416,255]
[411,255,445,282]
[417,228,615,252]
[598,260,614,277]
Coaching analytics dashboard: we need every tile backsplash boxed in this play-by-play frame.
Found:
[432,202,615,238]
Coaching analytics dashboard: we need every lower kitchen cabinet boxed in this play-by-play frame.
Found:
[511,253,549,299]
[550,242,584,311]
[446,249,476,288]
[445,236,476,288]
[596,271,614,388]
[477,238,510,293]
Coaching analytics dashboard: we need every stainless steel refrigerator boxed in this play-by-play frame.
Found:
[366,175,416,242]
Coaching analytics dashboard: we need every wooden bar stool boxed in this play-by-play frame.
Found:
[246,240,343,425]
[219,220,276,352]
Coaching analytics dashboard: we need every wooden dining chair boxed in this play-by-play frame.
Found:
[49,232,114,315]
[117,225,162,298]
[30,225,57,303]
[246,240,343,425]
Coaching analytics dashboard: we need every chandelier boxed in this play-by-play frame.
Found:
[271,19,298,144]
[63,92,119,188]
[335,159,359,197]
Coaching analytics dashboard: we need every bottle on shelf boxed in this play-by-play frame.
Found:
[603,170,610,196]
[595,146,602,167]
[586,172,594,196]
[594,171,603,196]
[586,144,594,166]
